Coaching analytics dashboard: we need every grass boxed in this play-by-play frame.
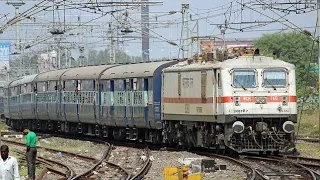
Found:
[296,110,320,137]
[38,138,93,153]
[296,141,320,158]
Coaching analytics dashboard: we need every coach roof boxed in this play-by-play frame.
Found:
[220,56,295,69]
[61,64,118,80]
[9,74,38,87]
[34,69,70,81]
[101,60,175,79]
[164,56,295,72]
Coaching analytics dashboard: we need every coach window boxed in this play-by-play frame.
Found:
[48,81,57,91]
[63,81,74,91]
[82,80,94,91]
[263,69,286,88]
[23,84,27,94]
[233,70,256,89]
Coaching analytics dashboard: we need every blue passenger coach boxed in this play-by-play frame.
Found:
[59,65,118,133]
[99,60,177,140]
[34,69,69,123]
[4,60,178,143]
[9,75,37,121]
[0,81,9,119]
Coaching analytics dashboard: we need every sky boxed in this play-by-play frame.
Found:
[0,0,317,63]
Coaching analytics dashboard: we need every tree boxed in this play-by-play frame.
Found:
[253,32,318,97]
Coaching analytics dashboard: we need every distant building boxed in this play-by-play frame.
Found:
[37,51,57,73]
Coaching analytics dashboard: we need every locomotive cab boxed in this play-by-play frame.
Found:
[223,56,296,153]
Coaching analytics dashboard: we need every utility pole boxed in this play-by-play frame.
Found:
[219,24,227,50]
[108,25,116,64]
[108,0,116,64]
[317,0,320,143]
[141,0,150,62]
[181,0,190,59]
[79,45,84,67]
[7,1,25,77]
[6,0,25,54]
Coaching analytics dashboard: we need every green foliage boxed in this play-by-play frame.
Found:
[254,32,318,99]
[86,49,142,65]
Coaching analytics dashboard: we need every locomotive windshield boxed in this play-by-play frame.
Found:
[233,70,256,89]
[263,69,286,88]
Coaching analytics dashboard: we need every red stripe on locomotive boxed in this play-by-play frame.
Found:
[163,96,297,104]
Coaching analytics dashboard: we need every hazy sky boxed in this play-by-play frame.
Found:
[0,0,317,60]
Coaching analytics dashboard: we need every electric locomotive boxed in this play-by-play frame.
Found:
[2,48,297,154]
[162,48,296,153]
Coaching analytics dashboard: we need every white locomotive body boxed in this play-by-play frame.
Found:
[162,55,296,153]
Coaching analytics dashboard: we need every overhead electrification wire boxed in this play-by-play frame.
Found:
[22,5,138,49]
[256,0,309,31]
[236,0,317,41]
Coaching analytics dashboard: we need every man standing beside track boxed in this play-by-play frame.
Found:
[23,129,37,180]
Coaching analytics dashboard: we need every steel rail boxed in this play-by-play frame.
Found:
[70,143,124,180]
[2,139,98,162]
[243,156,317,180]
[193,152,265,180]
[128,147,152,180]
[277,155,320,178]
[14,150,72,179]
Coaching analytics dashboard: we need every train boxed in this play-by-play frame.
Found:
[0,48,297,154]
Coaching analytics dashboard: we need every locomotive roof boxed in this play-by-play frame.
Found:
[101,60,176,79]
[34,68,70,81]
[220,56,295,69]
[164,56,295,72]
[61,64,119,80]
[9,74,38,87]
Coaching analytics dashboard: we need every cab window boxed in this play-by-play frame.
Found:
[263,69,286,88]
[233,70,256,88]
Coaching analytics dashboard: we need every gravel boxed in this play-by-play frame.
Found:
[108,146,146,175]
[0,122,248,179]
[144,150,247,180]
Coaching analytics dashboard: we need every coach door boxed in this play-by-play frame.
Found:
[215,69,222,115]
[125,78,134,127]
[35,82,49,121]
[211,69,217,115]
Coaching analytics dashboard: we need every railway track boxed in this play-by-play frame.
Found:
[194,151,266,180]
[129,147,152,180]
[70,143,131,180]
[14,149,74,180]
[240,155,319,180]
[3,130,320,179]
[1,138,98,162]
[2,137,152,180]
[280,155,320,175]
[296,137,320,143]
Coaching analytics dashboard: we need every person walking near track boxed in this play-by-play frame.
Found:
[23,129,37,180]
[0,144,20,180]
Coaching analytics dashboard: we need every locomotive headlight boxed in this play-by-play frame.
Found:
[234,96,240,106]
[282,121,294,133]
[282,96,288,106]
[232,121,244,134]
